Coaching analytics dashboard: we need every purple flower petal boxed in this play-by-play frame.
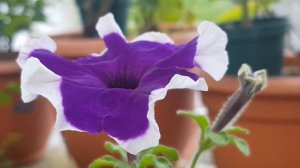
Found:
[21,58,79,131]
[195,21,229,80]
[17,13,229,155]
[132,31,175,44]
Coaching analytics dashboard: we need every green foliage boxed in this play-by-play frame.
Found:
[0,82,20,105]
[128,0,233,34]
[89,142,179,168]
[0,0,45,51]
[177,111,250,168]
[228,0,279,25]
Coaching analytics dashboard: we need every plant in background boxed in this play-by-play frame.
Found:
[129,0,218,34]
[0,0,44,52]
[129,0,159,33]
[0,83,20,106]
[232,0,279,26]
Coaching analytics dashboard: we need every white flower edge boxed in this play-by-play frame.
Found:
[194,21,229,81]
[113,74,208,155]
[96,13,126,40]
[132,31,175,44]
[17,36,56,69]
[21,58,80,132]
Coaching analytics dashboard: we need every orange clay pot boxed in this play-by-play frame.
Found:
[202,75,300,168]
[62,89,198,168]
[0,53,55,166]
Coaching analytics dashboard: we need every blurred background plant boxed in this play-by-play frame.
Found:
[0,83,20,106]
[128,0,280,35]
[0,0,45,52]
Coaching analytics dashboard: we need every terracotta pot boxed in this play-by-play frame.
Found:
[62,89,198,168]
[202,75,300,168]
[0,53,55,166]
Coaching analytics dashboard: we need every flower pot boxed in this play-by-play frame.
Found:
[202,75,300,168]
[221,18,288,76]
[0,53,55,166]
[62,89,197,168]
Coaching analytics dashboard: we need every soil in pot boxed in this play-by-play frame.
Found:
[202,75,300,168]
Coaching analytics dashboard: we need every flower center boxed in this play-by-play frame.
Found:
[108,76,139,89]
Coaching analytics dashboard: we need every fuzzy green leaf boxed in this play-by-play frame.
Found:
[225,126,249,135]
[177,111,210,132]
[104,142,128,162]
[151,145,179,161]
[207,131,230,145]
[138,154,156,168]
[232,137,250,156]
[154,156,172,168]
[89,158,115,168]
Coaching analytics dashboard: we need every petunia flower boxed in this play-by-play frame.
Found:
[16,13,228,155]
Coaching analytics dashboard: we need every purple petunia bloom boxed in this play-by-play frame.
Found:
[17,13,228,154]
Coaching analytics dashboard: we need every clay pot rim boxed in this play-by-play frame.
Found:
[206,75,300,97]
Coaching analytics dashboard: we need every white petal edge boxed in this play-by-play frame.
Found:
[96,13,125,40]
[194,21,229,81]
[114,74,208,155]
[132,32,175,44]
[21,57,80,132]
[17,35,56,69]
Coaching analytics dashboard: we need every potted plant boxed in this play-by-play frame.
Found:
[218,0,288,76]
[0,0,55,166]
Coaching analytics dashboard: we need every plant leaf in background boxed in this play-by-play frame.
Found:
[0,0,45,51]
[0,92,11,105]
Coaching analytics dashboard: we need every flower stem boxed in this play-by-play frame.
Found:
[127,153,137,164]
[190,148,203,168]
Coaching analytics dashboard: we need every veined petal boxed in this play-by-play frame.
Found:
[195,21,229,81]
[17,36,56,68]
[152,21,228,81]
[96,13,127,50]
[115,74,207,154]
[100,89,159,155]
[132,32,175,44]
[21,58,79,131]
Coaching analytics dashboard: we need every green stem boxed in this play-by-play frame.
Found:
[241,0,251,27]
[190,149,203,168]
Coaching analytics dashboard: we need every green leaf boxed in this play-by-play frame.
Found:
[232,137,250,156]
[6,82,20,94]
[104,142,128,163]
[154,156,172,168]
[0,92,11,105]
[89,158,116,168]
[177,111,210,132]
[151,145,179,161]
[207,131,230,145]
[89,155,119,168]
[138,154,156,168]
[225,126,249,135]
